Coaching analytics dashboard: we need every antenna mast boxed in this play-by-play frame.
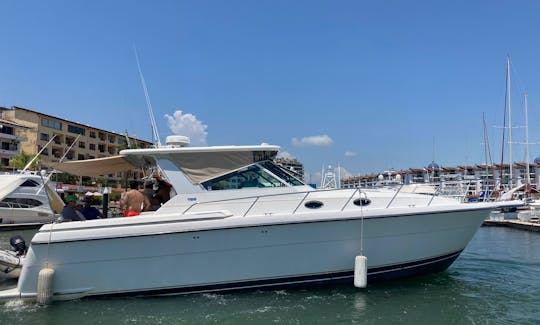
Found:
[134,46,162,147]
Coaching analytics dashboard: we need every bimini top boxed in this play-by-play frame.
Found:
[47,144,280,184]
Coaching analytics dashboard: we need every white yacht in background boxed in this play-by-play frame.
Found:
[0,171,63,225]
[0,136,501,302]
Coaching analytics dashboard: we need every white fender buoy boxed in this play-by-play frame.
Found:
[354,255,367,288]
[36,267,55,304]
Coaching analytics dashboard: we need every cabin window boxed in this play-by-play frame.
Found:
[0,198,43,208]
[20,180,40,187]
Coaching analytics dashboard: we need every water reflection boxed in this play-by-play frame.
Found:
[0,227,539,324]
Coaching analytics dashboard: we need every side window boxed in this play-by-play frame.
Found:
[20,180,40,187]
[0,198,43,208]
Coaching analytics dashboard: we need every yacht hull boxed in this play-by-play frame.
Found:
[10,206,488,301]
[0,209,56,225]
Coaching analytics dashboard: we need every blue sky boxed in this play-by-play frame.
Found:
[2,1,540,183]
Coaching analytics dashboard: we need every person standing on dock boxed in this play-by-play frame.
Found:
[119,181,150,217]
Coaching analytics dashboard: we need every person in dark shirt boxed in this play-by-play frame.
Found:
[81,197,103,220]
[149,194,163,211]
[57,195,86,222]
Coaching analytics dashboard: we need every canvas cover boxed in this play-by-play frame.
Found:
[163,150,277,184]
[45,155,140,177]
[47,147,278,184]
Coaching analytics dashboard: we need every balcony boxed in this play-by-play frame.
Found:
[0,133,27,142]
[0,148,18,157]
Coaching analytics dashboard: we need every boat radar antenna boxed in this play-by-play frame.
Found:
[134,46,162,148]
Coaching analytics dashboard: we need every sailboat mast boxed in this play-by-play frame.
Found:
[525,92,531,184]
[506,55,513,188]
[482,113,493,199]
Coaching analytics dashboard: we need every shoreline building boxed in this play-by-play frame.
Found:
[341,160,540,199]
[0,117,28,168]
[0,106,152,185]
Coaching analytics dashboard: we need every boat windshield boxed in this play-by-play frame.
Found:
[201,160,303,190]
[258,161,304,186]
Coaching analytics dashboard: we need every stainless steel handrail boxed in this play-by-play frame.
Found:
[243,197,260,217]
[180,186,439,217]
[427,186,443,206]
[386,184,404,208]
[340,188,359,211]
[292,192,311,214]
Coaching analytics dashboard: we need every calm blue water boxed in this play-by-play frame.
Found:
[0,226,539,324]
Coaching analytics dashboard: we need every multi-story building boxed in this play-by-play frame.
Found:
[0,116,28,168]
[0,106,152,181]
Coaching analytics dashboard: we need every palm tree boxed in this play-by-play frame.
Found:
[9,151,39,170]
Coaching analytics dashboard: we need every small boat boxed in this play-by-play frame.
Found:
[0,235,27,280]
[0,136,504,303]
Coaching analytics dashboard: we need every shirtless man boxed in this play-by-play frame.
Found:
[119,181,150,217]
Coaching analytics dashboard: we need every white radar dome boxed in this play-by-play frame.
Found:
[165,135,190,148]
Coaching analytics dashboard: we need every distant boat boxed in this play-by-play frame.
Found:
[0,171,63,225]
[491,56,540,221]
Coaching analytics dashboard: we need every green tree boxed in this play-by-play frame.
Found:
[9,151,40,170]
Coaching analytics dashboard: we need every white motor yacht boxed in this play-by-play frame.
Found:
[0,172,63,225]
[0,138,501,302]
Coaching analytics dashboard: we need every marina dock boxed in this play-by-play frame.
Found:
[483,219,540,232]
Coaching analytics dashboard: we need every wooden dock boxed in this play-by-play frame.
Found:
[482,219,540,232]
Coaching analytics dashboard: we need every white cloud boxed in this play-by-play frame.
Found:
[291,134,334,147]
[337,166,353,179]
[277,151,295,159]
[164,110,208,146]
[345,151,357,157]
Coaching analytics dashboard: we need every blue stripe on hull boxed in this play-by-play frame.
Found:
[92,250,463,299]
[367,250,462,282]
